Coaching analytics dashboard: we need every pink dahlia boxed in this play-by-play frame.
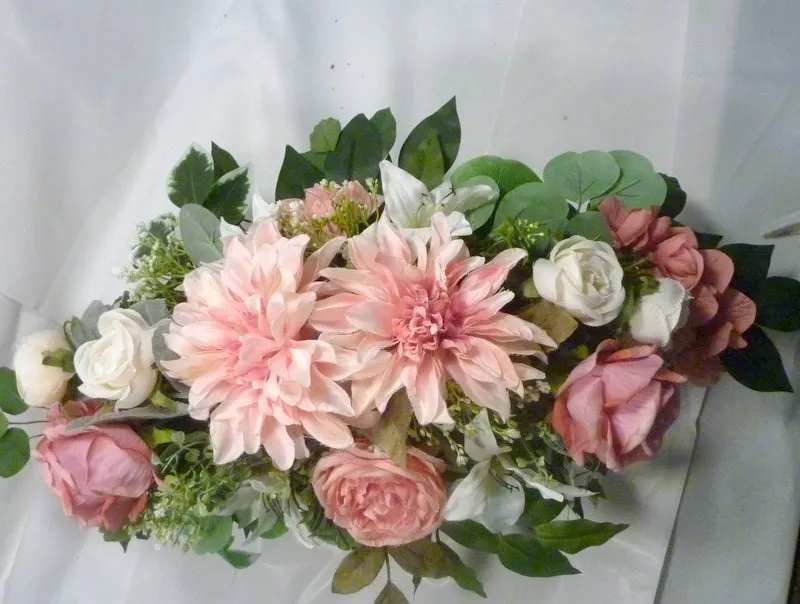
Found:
[163,220,356,469]
[310,213,555,424]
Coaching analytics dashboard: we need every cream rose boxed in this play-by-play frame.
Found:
[629,278,689,347]
[13,330,74,407]
[74,309,157,410]
[532,236,625,326]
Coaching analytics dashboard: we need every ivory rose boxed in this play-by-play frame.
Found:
[13,329,74,407]
[34,399,154,531]
[552,340,685,471]
[599,197,671,253]
[312,445,447,547]
[629,278,690,347]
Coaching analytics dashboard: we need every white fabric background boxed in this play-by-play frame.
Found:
[0,1,797,603]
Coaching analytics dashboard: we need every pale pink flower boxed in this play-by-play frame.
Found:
[310,213,555,424]
[302,184,336,218]
[163,220,355,470]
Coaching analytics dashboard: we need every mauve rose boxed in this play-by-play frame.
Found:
[598,197,671,253]
[695,288,756,357]
[312,445,447,547]
[552,340,685,471]
[651,227,705,290]
[34,400,154,531]
[688,249,735,326]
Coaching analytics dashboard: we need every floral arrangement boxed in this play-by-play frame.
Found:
[2,98,798,603]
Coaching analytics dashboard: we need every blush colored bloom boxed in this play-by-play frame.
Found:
[164,220,356,470]
[302,184,336,218]
[312,445,447,547]
[650,227,705,290]
[694,288,756,357]
[552,340,685,471]
[310,213,554,424]
[34,399,154,531]
[599,197,671,253]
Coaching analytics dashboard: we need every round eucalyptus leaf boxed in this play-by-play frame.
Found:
[543,150,619,202]
[493,182,569,230]
[605,150,667,208]
[451,155,540,197]
[0,428,30,478]
[566,211,612,242]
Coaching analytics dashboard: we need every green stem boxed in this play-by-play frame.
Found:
[10,420,47,425]
[384,548,391,583]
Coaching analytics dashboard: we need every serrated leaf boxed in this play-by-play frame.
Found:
[130,299,169,326]
[368,392,414,466]
[211,142,239,180]
[493,182,569,230]
[441,520,499,554]
[720,243,774,299]
[451,155,540,198]
[399,97,460,178]
[756,276,800,331]
[204,165,251,224]
[543,151,619,202]
[310,117,342,153]
[439,541,487,598]
[194,515,233,555]
[332,547,385,594]
[566,211,612,242]
[168,145,214,207]
[0,428,30,478]
[721,326,793,393]
[275,145,325,200]
[65,403,189,432]
[497,534,579,578]
[0,368,27,415]
[179,204,223,265]
[604,150,666,208]
[535,520,627,554]
[375,582,409,604]
[519,299,578,345]
[370,108,397,158]
[219,548,260,569]
[389,541,455,579]
[659,173,686,217]
[325,114,385,183]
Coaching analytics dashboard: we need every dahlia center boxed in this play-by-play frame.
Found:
[392,284,455,361]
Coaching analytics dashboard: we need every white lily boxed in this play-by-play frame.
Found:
[377,160,497,240]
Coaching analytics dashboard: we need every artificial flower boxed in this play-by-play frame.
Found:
[532,236,626,327]
[312,444,447,547]
[74,308,157,410]
[13,329,74,407]
[694,287,756,357]
[599,196,671,253]
[628,278,690,347]
[650,227,704,290]
[310,212,554,424]
[163,219,356,470]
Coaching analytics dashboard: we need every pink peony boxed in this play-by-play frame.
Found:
[552,340,685,471]
[163,220,356,470]
[598,197,671,253]
[34,399,154,531]
[651,227,705,290]
[310,213,555,424]
[312,444,447,547]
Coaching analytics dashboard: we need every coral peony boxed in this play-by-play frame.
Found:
[650,227,705,290]
[310,213,554,424]
[598,197,671,253]
[164,220,356,469]
[34,399,154,531]
[552,340,685,471]
[312,445,447,547]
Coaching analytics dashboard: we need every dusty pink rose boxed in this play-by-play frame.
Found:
[651,227,705,290]
[670,327,725,386]
[34,400,154,531]
[312,445,447,547]
[334,180,376,210]
[599,197,671,253]
[303,184,336,218]
[688,249,735,326]
[552,340,685,471]
[695,288,756,357]
[164,220,357,470]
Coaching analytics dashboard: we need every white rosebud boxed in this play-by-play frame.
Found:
[13,330,74,407]
[74,308,157,410]
[532,236,625,327]
[629,278,690,347]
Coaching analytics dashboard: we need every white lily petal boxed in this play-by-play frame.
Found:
[477,474,526,533]
[379,160,429,228]
[447,183,499,214]
[444,460,491,521]
[502,459,596,500]
[444,211,473,237]
[252,190,280,222]
[464,409,509,462]
[219,217,244,238]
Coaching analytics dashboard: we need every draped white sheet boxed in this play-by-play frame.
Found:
[0,1,797,603]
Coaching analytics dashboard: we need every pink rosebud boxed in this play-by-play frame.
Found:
[34,400,155,531]
[303,184,336,218]
[650,227,705,290]
[552,340,685,471]
[312,445,447,547]
[598,197,671,253]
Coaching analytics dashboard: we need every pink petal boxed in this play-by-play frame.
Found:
[260,417,296,470]
[609,381,662,454]
[346,301,395,337]
[720,288,756,334]
[310,293,362,333]
[301,413,354,449]
[601,355,663,408]
[699,249,734,293]
[460,248,527,305]
[444,354,511,420]
[406,356,444,425]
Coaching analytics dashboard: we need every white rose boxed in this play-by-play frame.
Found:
[629,278,690,347]
[532,236,625,327]
[74,308,157,410]
[13,330,74,407]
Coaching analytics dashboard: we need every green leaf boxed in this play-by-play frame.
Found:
[535,520,627,554]
[41,348,74,372]
[367,392,414,466]
[275,145,325,200]
[389,540,455,579]
[543,150,619,202]
[0,413,7,438]
[493,182,569,230]
[412,575,422,594]
[398,130,446,190]
[179,204,223,265]
[438,541,488,598]
[721,326,793,393]
[204,165,251,224]
[566,211,612,242]
[325,114,384,183]
[604,150,666,208]
[521,495,566,527]
[309,117,342,153]
[497,534,579,578]
[518,300,578,345]
[130,299,169,326]
[65,403,189,432]
[466,204,495,231]
[375,582,409,604]
[302,151,327,172]
[65,300,110,348]
[193,515,234,554]
[168,145,214,207]
[440,520,500,554]
[0,368,28,415]
[259,516,288,539]
[331,547,385,594]
[659,173,686,218]
[0,428,30,478]
[720,243,774,299]
[695,232,723,249]
[451,155,540,198]
[399,97,461,179]
[219,548,260,569]
[756,276,800,331]
[211,142,239,180]
[370,108,397,158]
[101,528,131,552]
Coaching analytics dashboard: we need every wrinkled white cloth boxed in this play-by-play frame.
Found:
[0,1,798,603]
